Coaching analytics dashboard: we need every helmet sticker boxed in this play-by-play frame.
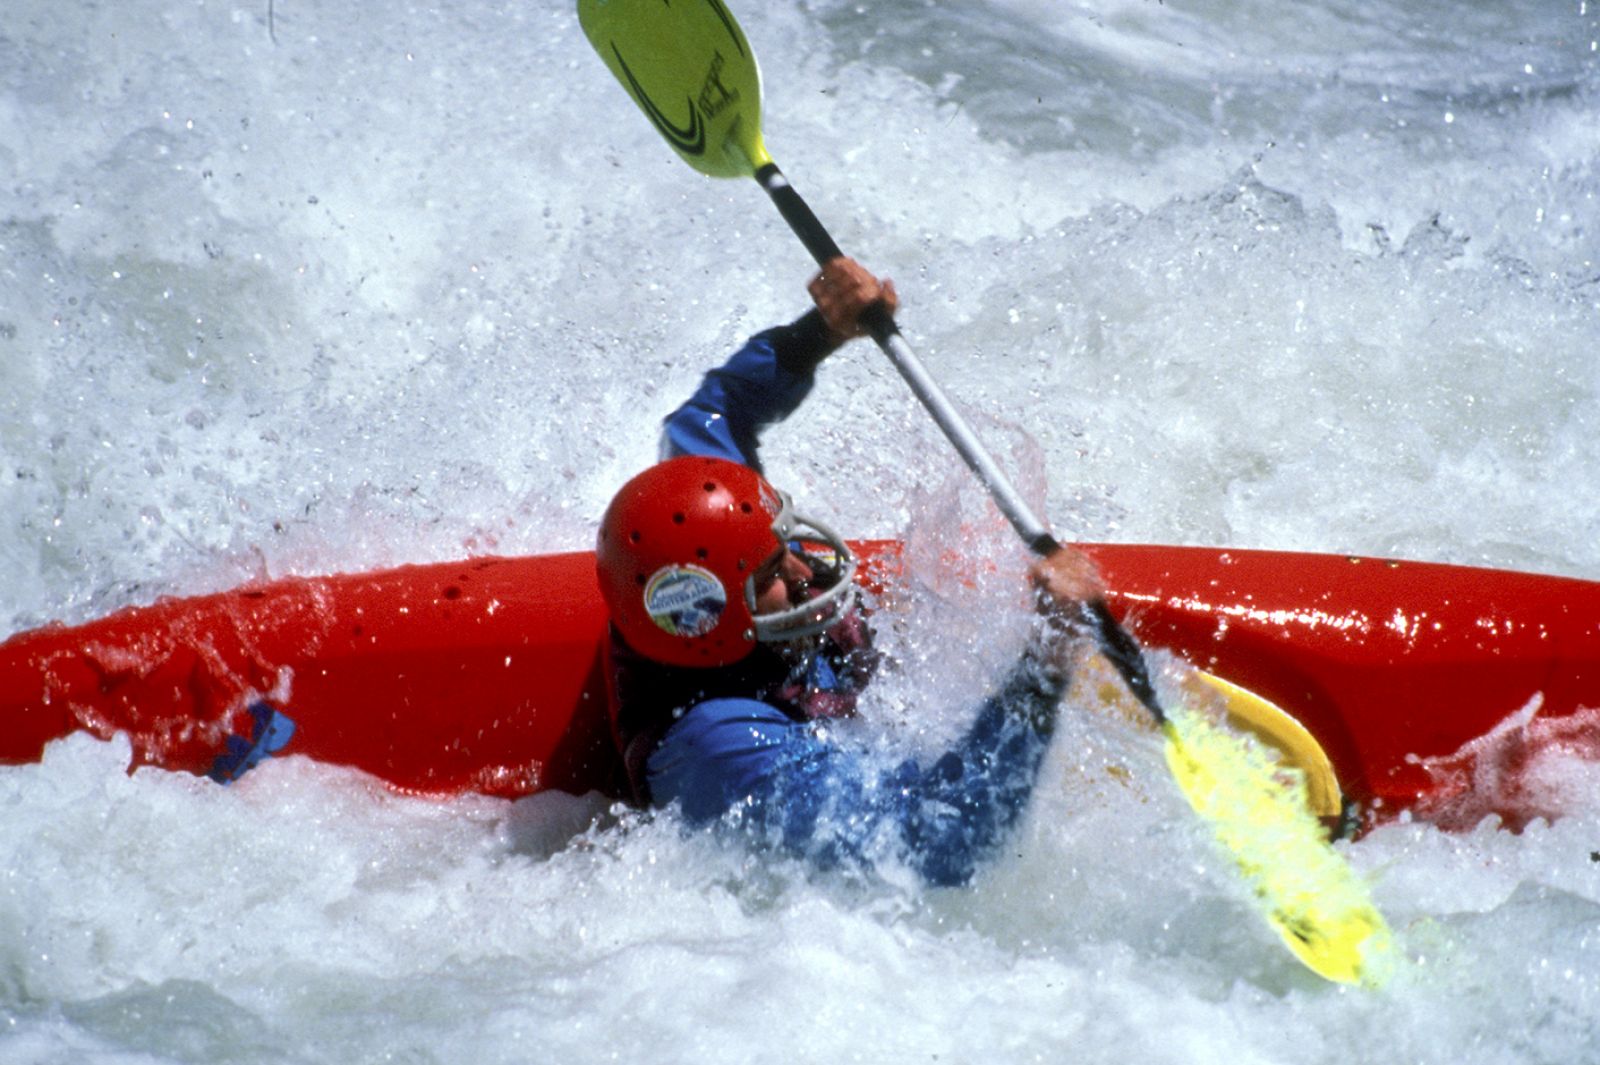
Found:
[643,565,728,638]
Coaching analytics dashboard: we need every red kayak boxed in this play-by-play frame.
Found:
[3,543,1597,832]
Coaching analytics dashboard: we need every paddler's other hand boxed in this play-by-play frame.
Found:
[809,257,898,344]
[1028,546,1105,628]
[1022,546,1105,696]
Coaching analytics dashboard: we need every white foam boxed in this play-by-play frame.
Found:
[4,0,1600,1060]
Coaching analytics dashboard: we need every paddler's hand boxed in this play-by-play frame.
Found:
[1013,546,1105,715]
[809,257,898,344]
[1025,546,1106,678]
[1029,546,1105,626]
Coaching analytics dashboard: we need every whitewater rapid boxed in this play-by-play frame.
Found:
[3,0,1598,1062]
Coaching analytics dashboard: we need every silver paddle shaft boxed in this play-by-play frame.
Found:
[869,319,1058,555]
[756,162,1056,555]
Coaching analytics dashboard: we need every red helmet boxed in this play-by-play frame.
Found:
[596,455,856,667]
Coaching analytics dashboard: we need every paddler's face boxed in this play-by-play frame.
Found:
[751,543,814,616]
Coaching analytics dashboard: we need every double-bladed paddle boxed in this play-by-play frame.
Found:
[577,0,1391,985]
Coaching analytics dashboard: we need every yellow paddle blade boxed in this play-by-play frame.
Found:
[1077,660,1344,821]
[1187,670,1343,821]
[577,0,773,178]
[1161,709,1394,985]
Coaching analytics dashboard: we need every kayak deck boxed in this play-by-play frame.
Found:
[3,543,1597,830]
[1,553,619,797]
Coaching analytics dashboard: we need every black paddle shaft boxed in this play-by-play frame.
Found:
[752,161,1168,725]
[756,163,843,264]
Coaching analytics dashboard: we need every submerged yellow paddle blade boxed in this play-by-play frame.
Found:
[1187,669,1343,821]
[577,0,773,177]
[1162,708,1393,985]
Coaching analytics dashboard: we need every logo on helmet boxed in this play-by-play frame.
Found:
[643,564,728,638]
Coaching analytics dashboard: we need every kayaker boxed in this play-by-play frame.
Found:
[596,258,1103,886]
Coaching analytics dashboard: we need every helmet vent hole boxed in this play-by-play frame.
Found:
[703,482,716,492]
[740,502,752,514]
[635,573,646,586]
[672,512,686,524]
[629,530,641,543]
[696,548,708,560]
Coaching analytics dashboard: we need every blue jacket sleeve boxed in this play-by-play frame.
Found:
[660,309,840,471]
[645,648,1069,887]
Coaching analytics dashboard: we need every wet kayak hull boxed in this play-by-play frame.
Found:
[3,543,1596,826]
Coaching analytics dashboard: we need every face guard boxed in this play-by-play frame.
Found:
[746,488,857,645]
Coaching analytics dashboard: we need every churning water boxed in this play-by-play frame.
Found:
[3,1,1598,1061]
